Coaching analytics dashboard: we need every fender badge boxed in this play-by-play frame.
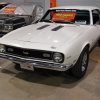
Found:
[67,56,71,59]
[51,46,57,49]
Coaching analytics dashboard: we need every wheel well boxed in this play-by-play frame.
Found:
[77,44,89,64]
[82,44,90,53]
[85,44,90,49]
[80,44,89,57]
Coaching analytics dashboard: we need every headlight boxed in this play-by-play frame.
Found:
[0,44,5,53]
[53,53,64,63]
[4,25,13,31]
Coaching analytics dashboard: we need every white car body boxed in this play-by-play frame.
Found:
[0,6,100,77]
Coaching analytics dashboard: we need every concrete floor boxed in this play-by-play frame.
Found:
[0,49,100,100]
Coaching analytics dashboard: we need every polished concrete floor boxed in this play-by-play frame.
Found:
[0,48,100,100]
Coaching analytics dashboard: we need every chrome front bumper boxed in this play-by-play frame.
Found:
[0,53,73,71]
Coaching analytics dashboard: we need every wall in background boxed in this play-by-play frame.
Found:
[0,0,24,3]
[57,0,100,7]
[1,0,100,7]
[25,0,50,13]
[0,0,100,11]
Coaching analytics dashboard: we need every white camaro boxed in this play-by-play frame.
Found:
[0,6,100,78]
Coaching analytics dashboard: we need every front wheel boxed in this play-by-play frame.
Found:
[98,39,100,46]
[71,46,89,78]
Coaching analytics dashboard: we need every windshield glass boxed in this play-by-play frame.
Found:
[2,7,16,13]
[0,4,8,9]
[40,9,90,25]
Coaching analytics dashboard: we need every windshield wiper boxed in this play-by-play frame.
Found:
[49,20,55,23]
[49,20,57,24]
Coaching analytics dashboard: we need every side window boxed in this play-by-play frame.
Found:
[92,9,100,24]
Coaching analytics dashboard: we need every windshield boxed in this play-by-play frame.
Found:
[0,3,37,16]
[0,4,8,9]
[40,9,90,25]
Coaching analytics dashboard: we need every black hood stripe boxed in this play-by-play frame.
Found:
[37,25,50,30]
[51,25,64,31]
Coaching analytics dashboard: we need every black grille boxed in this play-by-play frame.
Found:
[0,25,3,29]
[5,46,53,60]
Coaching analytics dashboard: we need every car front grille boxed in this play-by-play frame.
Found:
[5,45,53,60]
[0,25,3,30]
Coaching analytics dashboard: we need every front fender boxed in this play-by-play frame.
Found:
[57,35,90,65]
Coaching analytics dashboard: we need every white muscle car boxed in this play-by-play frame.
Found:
[0,6,100,78]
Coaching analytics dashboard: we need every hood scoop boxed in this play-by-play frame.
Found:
[51,25,64,31]
[37,25,50,30]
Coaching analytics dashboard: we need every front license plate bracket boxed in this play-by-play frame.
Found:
[20,63,34,71]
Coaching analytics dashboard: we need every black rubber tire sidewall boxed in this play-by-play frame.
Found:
[14,63,22,71]
[72,46,89,78]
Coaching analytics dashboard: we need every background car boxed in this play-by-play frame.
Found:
[0,2,43,37]
[0,2,10,9]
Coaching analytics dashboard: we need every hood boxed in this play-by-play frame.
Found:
[1,23,89,50]
[0,16,21,22]
[0,16,10,21]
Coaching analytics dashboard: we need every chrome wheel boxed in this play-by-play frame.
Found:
[82,52,87,72]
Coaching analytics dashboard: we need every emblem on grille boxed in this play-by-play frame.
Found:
[23,51,29,55]
[8,48,14,52]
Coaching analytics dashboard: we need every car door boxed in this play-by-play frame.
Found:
[91,9,100,44]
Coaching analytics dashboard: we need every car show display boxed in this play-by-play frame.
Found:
[0,2,43,37]
[0,6,100,78]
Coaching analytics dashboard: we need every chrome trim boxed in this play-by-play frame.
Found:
[0,53,73,71]
[1,53,54,63]
[13,22,26,26]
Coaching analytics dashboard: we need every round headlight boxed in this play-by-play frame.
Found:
[4,25,13,31]
[0,44,5,53]
[53,53,63,63]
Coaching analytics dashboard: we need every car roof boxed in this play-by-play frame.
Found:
[0,2,10,5]
[49,6,100,11]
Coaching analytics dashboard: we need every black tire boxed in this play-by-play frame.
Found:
[13,62,22,71]
[71,46,89,78]
[98,39,100,46]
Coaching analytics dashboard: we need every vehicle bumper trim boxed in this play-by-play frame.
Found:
[0,54,73,71]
